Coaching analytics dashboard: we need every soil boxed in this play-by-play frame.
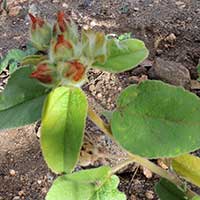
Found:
[0,0,200,200]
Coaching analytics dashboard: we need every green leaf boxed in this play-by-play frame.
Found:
[197,61,200,82]
[0,49,26,73]
[0,67,48,130]
[155,178,187,200]
[192,196,200,200]
[93,38,149,73]
[46,166,126,200]
[0,46,38,74]
[172,154,200,187]
[41,86,88,173]
[111,80,200,158]
[9,61,18,74]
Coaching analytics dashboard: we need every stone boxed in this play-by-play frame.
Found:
[143,167,152,178]
[148,58,191,89]
[9,169,16,176]
[145,190,154,199]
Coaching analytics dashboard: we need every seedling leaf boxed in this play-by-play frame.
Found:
[46,166,126,200]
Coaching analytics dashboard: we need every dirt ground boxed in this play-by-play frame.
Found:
[0,0,200,199]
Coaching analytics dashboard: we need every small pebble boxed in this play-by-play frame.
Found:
[9,169,16,176]
[145,190,154,199]
[118,87,122,91]
[89,85,95,91]
[130,194,137,200]
[107,97,111,103]
[97,93,102,99]
[165,33,176,43]
[12,197,20,200]
[90,20,97,27]
[18,190,25,196]
[143,167,153,178]
[62,3,68,8]
[37,180,42,185]
[157,159,168,169]
[133,7,139,11]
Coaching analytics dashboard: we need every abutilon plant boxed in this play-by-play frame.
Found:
[1,11,200,200]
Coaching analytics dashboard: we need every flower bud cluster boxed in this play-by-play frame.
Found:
[29,11,107,87]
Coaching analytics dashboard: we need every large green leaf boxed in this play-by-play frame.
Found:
[0,95,46,130]
[41,86,88,173]
[155,178,187,200]
[111,80,200,158]
[46,166,126,200]
[92,38,149,73]
[172,154,200,187]
[0,67,48,130]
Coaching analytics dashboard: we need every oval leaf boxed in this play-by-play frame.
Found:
[111,80,200,158]
[155,178,188,200]
[41,86,88,173]
[46,166,126,200]
[0,67,48,130]
[92,38,149,73]
[172,154,200,187]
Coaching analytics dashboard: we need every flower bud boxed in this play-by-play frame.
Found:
[49,34,73,62]
[29,13,52,51]
[65,60,85,82]
[82,30,107,63]
[53,11,79,44]
[30,62,54,84]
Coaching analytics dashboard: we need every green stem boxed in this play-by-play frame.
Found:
[88,105,197,199]
[88,107,112,137]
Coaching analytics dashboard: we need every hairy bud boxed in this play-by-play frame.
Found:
[30,62,54,84]
[29,13,52,51]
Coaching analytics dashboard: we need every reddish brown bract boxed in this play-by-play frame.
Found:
[29,13,45,30]
[65,61,85,81]
[30,64,52,83]
[57,11,68,32]
[54,35,73,52]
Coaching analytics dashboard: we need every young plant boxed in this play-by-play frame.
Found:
[0,11,200,200]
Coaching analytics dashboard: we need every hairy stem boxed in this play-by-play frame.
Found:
[88,106,197,199]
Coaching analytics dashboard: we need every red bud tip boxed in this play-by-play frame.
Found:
[54,35,73,52]
[57,11,67,32]
[30,64,52,83]
[29,13,45,30]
